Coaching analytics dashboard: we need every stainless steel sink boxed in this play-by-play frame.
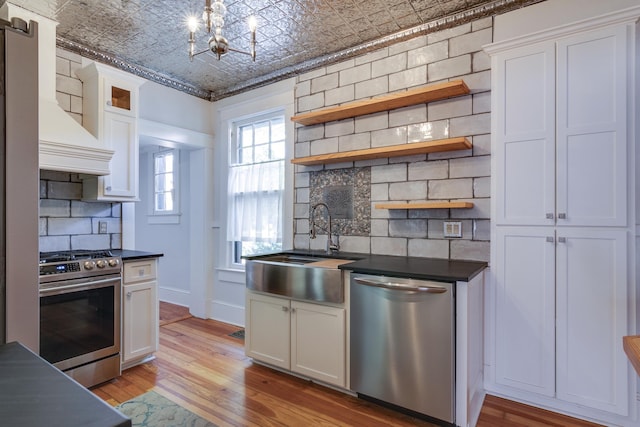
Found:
[246,253,352,304]
[252,254,325,265]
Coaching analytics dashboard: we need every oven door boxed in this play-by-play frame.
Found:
[39,274,121,372]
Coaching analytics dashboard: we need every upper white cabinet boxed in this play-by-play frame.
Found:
[77,63,145,201]
[487,11,637,425]
[492,41,556,226]
[492,28,628,227]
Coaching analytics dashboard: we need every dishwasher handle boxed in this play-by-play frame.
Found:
[353,277,448,293]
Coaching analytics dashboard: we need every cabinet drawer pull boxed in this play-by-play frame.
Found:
[546,236,554,243]
[558,237,566,243]
[546,213,554,219]
[558,213,566,219]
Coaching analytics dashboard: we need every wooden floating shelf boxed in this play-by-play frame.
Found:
[291,80,470,126]
[375,201,475,210]
[291,137,471,166]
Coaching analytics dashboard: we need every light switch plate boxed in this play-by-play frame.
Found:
[443,221,462,238]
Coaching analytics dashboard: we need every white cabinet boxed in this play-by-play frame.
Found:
[245,292,290,369]
[245,291,346,388]
[77,63,145,201]
[555,228,628,414]
[494,227,628,412]
[488,16,636,424]
[494,227,556,397]
[122,258,159,369]
[493,28,627,228]
[101,112,137,197]
[290,300,346,386]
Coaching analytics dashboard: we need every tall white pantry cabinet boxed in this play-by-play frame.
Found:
[486,7,638,427]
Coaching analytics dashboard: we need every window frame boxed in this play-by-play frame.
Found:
[228,110,286,268]
[149,148,180,224]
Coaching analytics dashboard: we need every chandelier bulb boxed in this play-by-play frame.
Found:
[187,17,199,33]
[248,16,257,32]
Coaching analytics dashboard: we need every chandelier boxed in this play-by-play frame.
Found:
[188,0,256,61]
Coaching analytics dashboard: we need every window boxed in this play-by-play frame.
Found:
[227,112,285,265]
[152,149,179,216]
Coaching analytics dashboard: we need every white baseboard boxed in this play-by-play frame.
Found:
[158,286,190,307]
[209,300,245,327]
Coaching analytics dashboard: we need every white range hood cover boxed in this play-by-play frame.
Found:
[1,3,113,175]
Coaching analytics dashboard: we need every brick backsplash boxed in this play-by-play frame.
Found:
[56,48,84,125]
[39,170,122,253]
[293,18,493,262]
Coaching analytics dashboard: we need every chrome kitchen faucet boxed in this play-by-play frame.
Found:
[310,202,340,254]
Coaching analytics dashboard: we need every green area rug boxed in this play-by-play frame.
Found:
[116,391,217,427]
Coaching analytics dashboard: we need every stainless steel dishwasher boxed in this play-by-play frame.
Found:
[350,273,455,425]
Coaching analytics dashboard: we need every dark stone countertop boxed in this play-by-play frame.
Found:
[0,342,131,427]
[111,249,164,261]
[246,250,487,283]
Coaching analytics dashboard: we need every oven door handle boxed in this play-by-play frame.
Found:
[40,276,120,296]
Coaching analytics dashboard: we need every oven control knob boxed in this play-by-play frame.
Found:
[84,261,95,270]
[96,260,107,268]
[108,258,120,267]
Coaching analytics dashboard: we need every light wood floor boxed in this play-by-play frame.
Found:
[93,303,602,427]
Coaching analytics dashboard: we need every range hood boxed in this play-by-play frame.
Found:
[1,3,113,175]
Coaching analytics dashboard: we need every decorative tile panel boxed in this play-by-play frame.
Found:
[309,168,371,236]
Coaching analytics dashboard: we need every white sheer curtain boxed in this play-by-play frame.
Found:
[227,159,284,244]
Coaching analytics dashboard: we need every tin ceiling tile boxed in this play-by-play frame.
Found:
[8,0,541,100]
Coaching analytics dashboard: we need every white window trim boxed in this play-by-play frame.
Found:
[215,83,295,271]
[228,111,286,268]
[148,148,181,224]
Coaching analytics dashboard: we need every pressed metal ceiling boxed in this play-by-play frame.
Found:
[5,0,540,100]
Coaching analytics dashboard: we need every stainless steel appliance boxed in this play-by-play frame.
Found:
[39,250,122,388]
[350,273,455,425]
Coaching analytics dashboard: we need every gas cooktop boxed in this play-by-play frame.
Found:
[39,249,114,264]
[39,250,121,283]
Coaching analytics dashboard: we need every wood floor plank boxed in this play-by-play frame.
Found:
[159,301,192,326]
[92,303,603,427]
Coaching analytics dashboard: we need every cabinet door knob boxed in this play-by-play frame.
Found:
[558,213,566,219]
[107,100,112,106]
[106,186,112,191]
[291,308,296,313]
[282,306,288,312]
[126,291,132,298]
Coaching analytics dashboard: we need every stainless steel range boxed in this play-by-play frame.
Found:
[39,250,122,388]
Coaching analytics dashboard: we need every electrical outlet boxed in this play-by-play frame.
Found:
[443,221,462,238]
[98,221,108,234]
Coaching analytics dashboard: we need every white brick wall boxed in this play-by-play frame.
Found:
[56,48,84,125]
[292,20,492,262]
[39,170,122,252]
